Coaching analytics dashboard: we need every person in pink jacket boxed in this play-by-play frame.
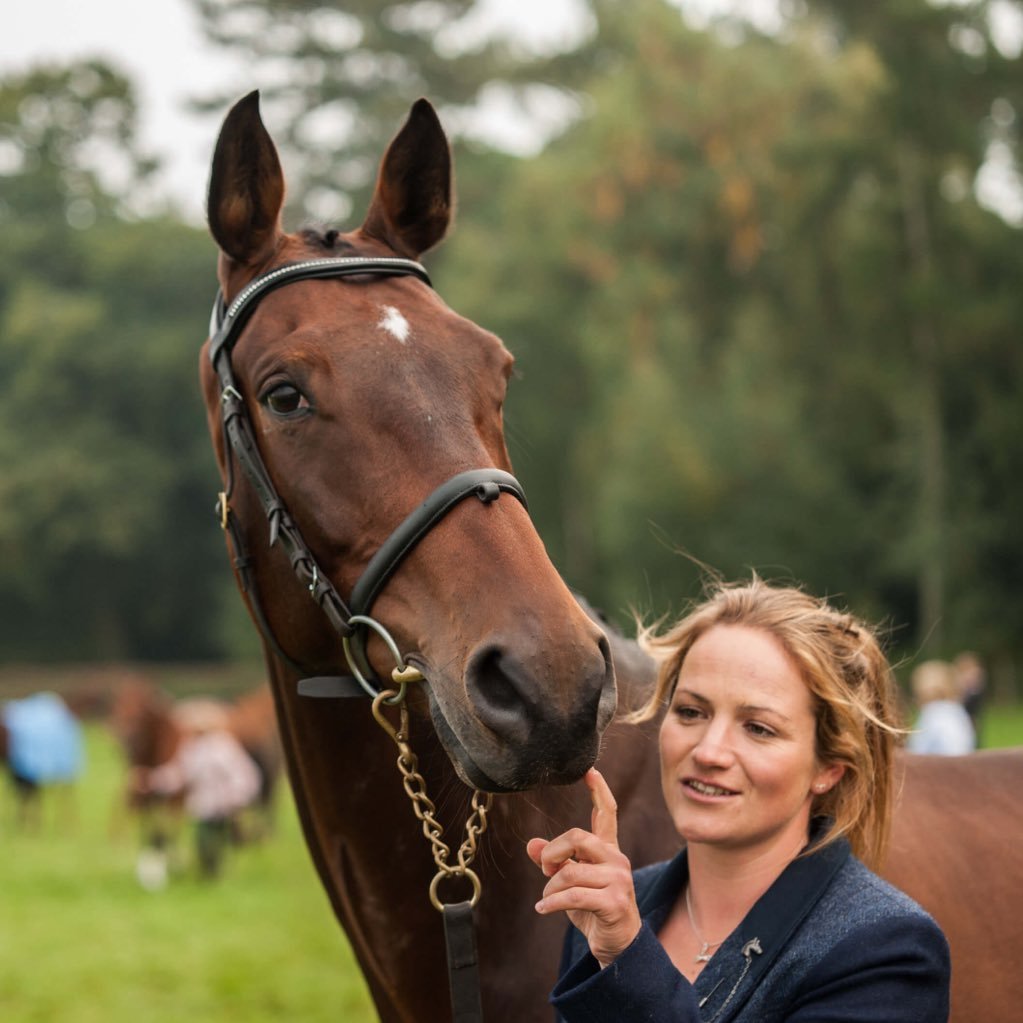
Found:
[142,701,261,879]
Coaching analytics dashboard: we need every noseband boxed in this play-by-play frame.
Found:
[208,256,527,697]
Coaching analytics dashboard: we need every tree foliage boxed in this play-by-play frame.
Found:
[2,2,1021,688]
[0,60,159,223]
[188,0,583,221]
[0,64,234,660]
[441,0,1023,670]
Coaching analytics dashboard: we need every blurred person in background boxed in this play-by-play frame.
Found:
[952,652,986,747]
[135,701,261,879]
[907,660,975,756]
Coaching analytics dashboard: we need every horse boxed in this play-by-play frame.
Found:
[199,92,1023,1022]
[107,677,189,876]
[1,691,84,830]
[887,748,1023,1020]
[108,677,183,780]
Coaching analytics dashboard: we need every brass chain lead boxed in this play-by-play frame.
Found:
[372,687,493,910]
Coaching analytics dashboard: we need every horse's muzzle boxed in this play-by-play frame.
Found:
[428,632,618,792]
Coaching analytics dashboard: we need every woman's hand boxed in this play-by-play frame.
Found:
[526,768,642,969]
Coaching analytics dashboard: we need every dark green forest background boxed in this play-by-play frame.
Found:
[1,0,1020,694]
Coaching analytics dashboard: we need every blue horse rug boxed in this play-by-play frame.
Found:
[2,692,84,784]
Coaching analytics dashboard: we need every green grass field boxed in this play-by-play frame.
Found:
[973,703,1023,749]
[0,724,376,1023]
[2,696,1020,1023]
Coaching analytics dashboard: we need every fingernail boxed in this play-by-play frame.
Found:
[535,900,545,914]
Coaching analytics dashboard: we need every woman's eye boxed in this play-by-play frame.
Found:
[262,383,309,416]
[746,722,776,739]
[674,705,702,721]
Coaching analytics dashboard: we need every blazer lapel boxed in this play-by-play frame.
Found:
[702,830,850,1022]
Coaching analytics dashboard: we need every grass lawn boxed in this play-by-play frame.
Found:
[2,689,1020,1023]
[0,724,375,1023]
[975,701,1023,749]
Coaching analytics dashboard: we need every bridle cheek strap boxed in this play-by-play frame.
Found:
[207,256,528,695]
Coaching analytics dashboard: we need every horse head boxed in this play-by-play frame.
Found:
[199,93,616,792]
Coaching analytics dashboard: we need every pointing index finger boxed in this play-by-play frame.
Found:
[586,768,619,846]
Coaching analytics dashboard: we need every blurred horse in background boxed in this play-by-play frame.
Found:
[1,691,84,830]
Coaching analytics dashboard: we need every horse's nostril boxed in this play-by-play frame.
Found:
[474,648,517,709]
[465,637,612,748]
[465,646,536,742]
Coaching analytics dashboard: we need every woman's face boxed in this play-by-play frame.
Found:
[659,624,843,858]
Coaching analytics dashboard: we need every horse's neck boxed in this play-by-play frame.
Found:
[147,712,180,767]
[267,668,460,1020]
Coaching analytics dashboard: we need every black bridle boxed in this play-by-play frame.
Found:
[208,256,528,697]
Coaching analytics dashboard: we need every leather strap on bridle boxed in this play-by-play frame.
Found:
[209,256,435,365]
[207,256,528,692]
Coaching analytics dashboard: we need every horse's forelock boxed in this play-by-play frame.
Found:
[298,226,357,252]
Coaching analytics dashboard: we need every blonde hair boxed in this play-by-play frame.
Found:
[630,577,903,870]
[911,660,959,703]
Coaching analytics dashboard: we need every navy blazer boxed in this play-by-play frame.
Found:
[550,829,950,1022]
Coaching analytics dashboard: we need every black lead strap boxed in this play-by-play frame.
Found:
[443,901,485,1023]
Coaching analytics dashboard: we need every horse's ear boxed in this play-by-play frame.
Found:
[207,91,285,266]
[361,98,452,258]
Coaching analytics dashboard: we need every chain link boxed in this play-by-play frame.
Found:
[372,688,493,909]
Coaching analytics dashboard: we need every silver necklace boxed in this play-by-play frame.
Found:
[685,885,726,964]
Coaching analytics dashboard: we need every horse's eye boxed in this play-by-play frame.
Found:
[262,383,309,416]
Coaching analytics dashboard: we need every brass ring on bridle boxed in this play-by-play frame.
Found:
[429,866,482,911]
[342,613,424,702]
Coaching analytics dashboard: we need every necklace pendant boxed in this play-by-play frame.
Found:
[695,945,713,964]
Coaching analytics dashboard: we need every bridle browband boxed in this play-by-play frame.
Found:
[208,256,528,697]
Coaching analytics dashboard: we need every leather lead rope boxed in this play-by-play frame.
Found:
[443,902,484,1022]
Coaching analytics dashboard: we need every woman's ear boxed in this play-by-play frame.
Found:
[812,763,846,796]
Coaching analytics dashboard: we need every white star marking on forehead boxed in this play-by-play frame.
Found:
[378,304,411,344]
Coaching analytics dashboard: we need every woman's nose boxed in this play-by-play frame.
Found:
[691,725,735,768]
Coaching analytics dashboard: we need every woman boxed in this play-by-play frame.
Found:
[527,578,950,1021]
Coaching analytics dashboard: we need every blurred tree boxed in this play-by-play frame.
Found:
[0,63,239,661]
[441,0,1022,680]
[188,0,591,222]
[0,60,160,224]
[444,2,890,618]
[786,0,1023,653]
